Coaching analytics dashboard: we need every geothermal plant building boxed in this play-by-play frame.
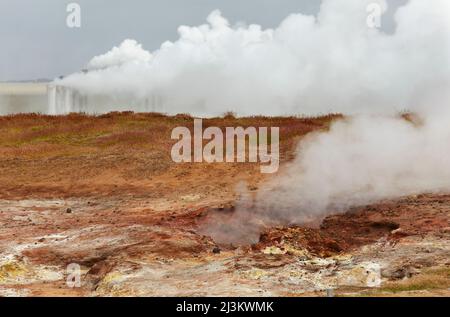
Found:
[0,82,164,115]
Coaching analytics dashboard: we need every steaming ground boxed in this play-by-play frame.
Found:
[1,113,449,296]
[200,113,450,244]
[55,0,450,244]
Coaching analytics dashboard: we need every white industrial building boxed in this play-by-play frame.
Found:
[0,82,165,115]
[47,84,165,115]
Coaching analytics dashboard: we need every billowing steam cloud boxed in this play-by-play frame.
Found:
[198,0,450,244]
[201,112,450,245]
[59,0,449,116]
[59,0,450,244]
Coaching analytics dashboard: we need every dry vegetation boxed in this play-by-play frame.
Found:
[0,112,340,198]
[380,267,450,293]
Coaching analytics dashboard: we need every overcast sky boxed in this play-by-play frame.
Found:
[0,0,407,81]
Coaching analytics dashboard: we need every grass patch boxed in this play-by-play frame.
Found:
[379,267,450,294]
[0,112,346,164]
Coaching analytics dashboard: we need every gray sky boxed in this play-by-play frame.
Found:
[0,0,406,81]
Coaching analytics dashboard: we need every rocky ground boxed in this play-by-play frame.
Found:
[0,113,448,296]
[0,194,448,296]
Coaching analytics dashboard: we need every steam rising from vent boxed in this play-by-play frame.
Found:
[55,0,450,244]
[195,0,450,244]
[57,0,450,117]
[200,113,450,245]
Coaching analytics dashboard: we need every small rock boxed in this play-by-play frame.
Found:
[382,265,419,280]
[212,247,221,254]
[391,228,402,235]
[66,208,72,213]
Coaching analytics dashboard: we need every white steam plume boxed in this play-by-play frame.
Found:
[196,0,450,244]
[201,112,450,245]
[58,0,449,117]
[57,0,450,244]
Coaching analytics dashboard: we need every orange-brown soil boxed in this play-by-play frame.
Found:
[0,113,448,297]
